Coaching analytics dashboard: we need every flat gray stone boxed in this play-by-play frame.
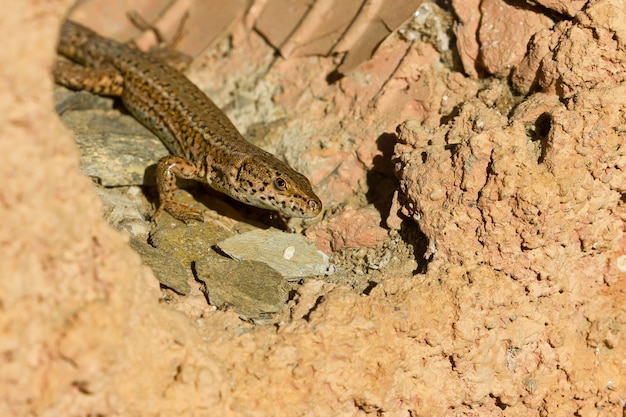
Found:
[150,219,292,321]
[93,187,151,238]
[149,219,232,266]
[196,256,288,323]
[60,109,168,187]
[54,87,115,113]
[216,229,332,280]
[129,237,191,295]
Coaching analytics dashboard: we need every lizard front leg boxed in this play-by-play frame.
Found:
[154,155,204,222]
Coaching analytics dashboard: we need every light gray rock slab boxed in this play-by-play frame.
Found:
[60,109,168,187]
[196,256,288,323]
[216,229,332,280]
[129,237,191,295]
[94,186,151,238]
[54,86,114,113]
[149,220,232,267]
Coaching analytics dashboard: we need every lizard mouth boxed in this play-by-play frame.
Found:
[285,196,322,218]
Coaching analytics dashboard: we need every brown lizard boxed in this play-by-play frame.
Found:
[55,20,322,222]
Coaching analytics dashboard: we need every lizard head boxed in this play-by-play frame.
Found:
[230,154,323,218]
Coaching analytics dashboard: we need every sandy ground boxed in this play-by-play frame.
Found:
[1,0,625,416]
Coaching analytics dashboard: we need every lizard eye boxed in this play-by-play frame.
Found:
[273,177,287,191]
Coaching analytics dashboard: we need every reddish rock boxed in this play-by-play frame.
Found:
[3,0,625,416]
[514,0,626,96]
[307,206,388,252]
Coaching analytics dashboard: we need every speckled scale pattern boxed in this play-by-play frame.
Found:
[55,20,322,220]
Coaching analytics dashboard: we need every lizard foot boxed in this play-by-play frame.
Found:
[152,200,205,224]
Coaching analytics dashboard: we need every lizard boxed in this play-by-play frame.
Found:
[54,19,322,222]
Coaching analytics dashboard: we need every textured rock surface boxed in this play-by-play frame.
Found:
[217,228,331,279]
[60,105,167,186]
[513,0,626,96]
[1,0,624,416]
[130,237,192,294]
[197,257,289,322]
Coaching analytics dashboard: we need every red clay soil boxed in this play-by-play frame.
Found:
[1,0,624,416]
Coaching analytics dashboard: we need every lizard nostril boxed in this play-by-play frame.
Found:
[308,199,321,212]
